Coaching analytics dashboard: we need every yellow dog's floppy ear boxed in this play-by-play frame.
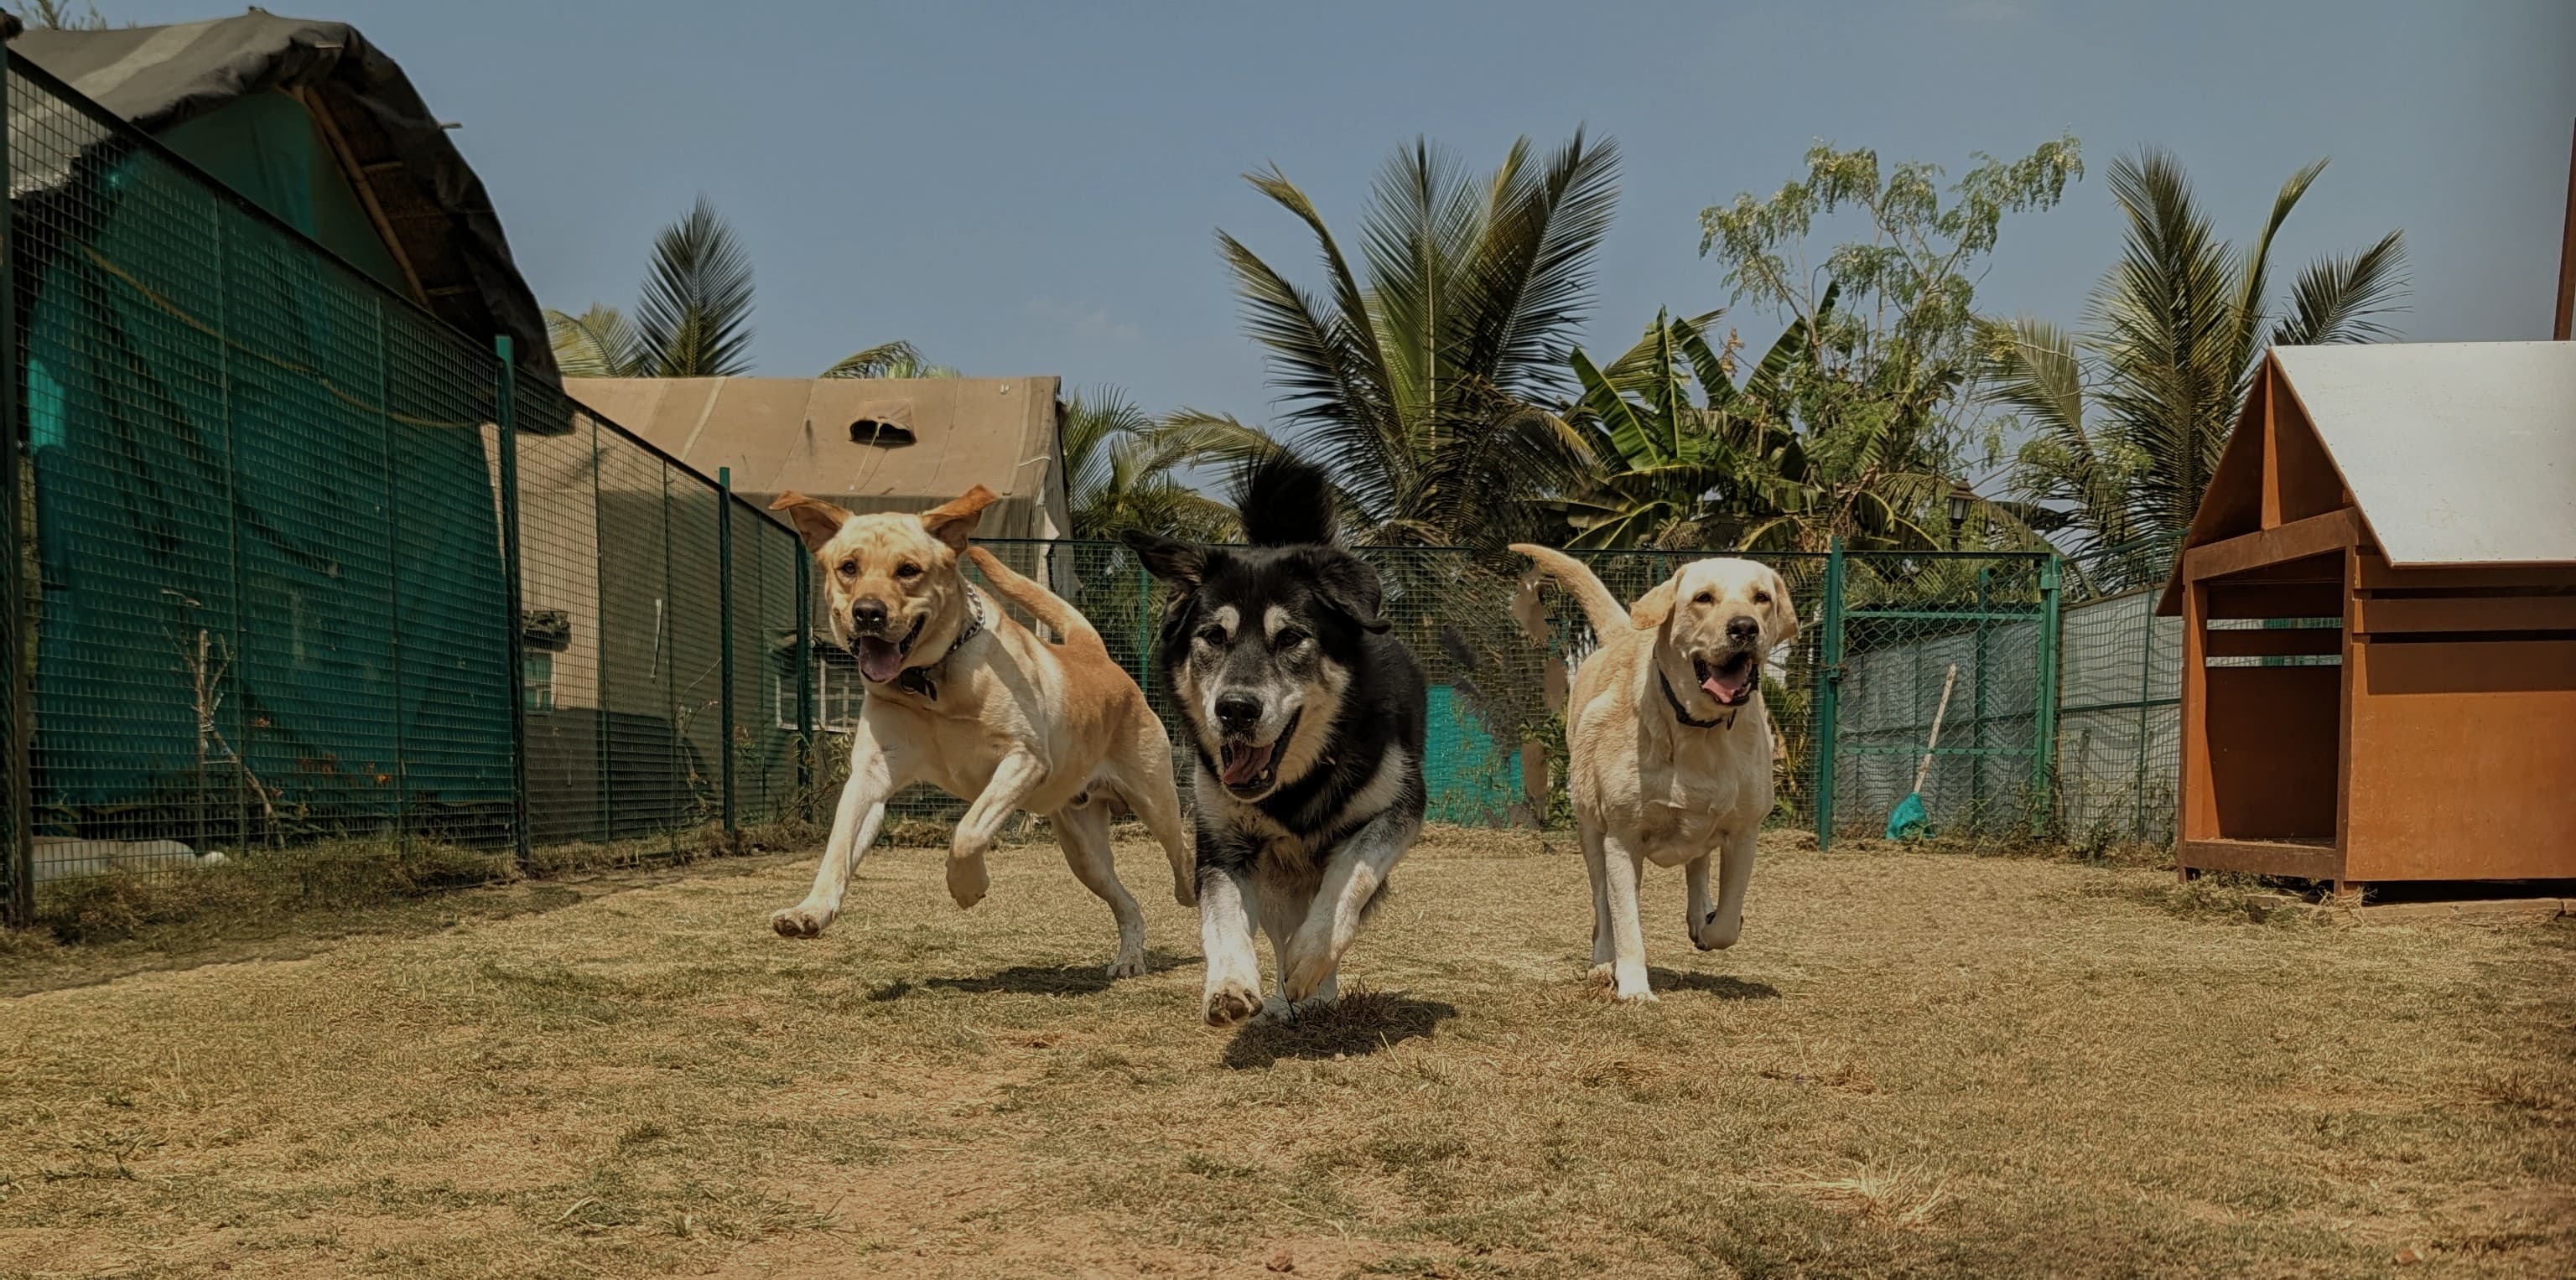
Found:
[920,485,1000,552]
[1764,567,1800,645]
[769,491,853,553]
[1629,573,1680,630]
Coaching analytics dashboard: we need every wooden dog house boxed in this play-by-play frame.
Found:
[2156,341,2576,894]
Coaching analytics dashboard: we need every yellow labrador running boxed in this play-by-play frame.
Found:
[1512,546,1796,1003]
[768,487,1194,977]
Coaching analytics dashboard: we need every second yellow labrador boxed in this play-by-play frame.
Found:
[1511,545,1797,1003]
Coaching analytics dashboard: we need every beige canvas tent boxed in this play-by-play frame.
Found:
[566,376,1071,540]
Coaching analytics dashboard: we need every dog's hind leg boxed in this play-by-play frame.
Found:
[1255,879,1334,1023]
[1693,827,1755,951]
[948,749,1048,909]
[1052,801,1146,977]
[773,725,901,938]
[1581,816,1615,981]
[1115,720,1197,908]
[1582,823,1654,1003]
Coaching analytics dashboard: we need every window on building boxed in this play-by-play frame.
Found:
[523,651,556,713]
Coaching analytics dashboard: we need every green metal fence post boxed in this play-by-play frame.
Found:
[1971,566,1990,829]
[2031,554,2064,836]
[493,336,529,863]
[1814,538,1846,851]
[0,50,29,929]
[716,468,738,847]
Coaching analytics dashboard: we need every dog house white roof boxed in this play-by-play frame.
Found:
[2266,341,2576,567]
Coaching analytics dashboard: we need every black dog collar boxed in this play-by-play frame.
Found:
[892,588,987,702]
[1659,669,1740,730]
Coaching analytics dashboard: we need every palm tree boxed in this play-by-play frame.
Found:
[1987,150,2406,589]
[547,197,944,380]
[1061,387,1256,542]
[1167,133,1619,548]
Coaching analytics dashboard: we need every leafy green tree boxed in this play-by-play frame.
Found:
[1986,150,2406,589]
[1695,138,2084,550]
[1168,133,1619,547]
[547,197,942,380]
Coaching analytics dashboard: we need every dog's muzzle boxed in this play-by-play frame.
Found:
[1214,709,1299,800]
[851,613,925,684]
[1693,648,1760,707]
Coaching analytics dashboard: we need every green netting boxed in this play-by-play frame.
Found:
[4,57,814,899]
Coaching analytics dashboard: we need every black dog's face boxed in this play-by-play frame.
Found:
[1127,536,1389,801]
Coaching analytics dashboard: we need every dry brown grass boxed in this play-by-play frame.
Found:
[3,827,2571,1277]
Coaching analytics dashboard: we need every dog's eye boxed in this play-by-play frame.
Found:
[837,559,859,578]
[1196,625,1228,646]
[1274,627,1308,649]
[1693,591,1715,606]
[895,562,923,580]
[1753,590,1771,605]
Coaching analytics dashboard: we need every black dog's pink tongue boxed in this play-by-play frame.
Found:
[857,637,905,684]
[1220,740,1275,787]
[1704,663,1752,703]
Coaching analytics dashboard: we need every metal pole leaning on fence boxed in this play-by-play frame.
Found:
[1814,538,1846,852]
[717,467,738,847]
[0,50,31,929]
[494,336,530,864]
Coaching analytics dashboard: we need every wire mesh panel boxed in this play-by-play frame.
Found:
[3,56,813,901]
[1830,552,2053,839]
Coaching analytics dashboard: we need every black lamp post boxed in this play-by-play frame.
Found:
[1946,481,1977,548]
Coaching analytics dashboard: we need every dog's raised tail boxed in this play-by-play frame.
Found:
[1509,544,1633,637]
[1234,451,1337,547]
[964,546,1106,655]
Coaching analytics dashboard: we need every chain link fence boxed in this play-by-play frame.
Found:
[0,55,812,919]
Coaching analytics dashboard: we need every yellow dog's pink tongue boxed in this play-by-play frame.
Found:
[1705,665,1752,702]
[1220,740,1275,786]
[857,637,904,683]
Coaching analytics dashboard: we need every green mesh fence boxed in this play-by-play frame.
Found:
[1,56,813,912]
[2054,535,2184,847]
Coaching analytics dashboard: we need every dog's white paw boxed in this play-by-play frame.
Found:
[1203,979,1263,1028]
[1104,949,1146,979]
[771,904,833,938]
[945,855,989,909]
[1587,961,1616,987]
[1614,985,1660,1005]
[1280,937,1339,1003]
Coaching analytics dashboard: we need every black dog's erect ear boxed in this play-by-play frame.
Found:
[1306,549,1391,634]
[1124,530,1207,588]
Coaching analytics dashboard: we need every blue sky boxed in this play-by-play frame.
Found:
[112,1,2576,436]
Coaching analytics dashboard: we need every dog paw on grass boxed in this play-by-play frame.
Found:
[771,905,834,938]
[1204,981,1264,1027]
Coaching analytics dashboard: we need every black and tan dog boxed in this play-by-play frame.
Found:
[767,486,1194,977]
[1126,458,1427,1025]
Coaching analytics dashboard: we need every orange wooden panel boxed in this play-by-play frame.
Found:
[2180,837,2341,880]
[2188,402,2267,548]
[2207,581,2345,619]
[2184,511,2361,582]
[2203,665,2340,842]
[2180,583,2215,841]
[2202,627,2342,658]
[2267,374,2352,526]
[2343,637,2576,881]
[2355,594,2576,635]
[2355,557,2576,592]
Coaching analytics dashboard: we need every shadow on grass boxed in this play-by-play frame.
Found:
[870,951,1191,1001]
[1222,990,1458,1070]
[1649,969,1782,1000]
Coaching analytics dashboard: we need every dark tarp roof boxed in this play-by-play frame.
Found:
[8,8,556,379]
